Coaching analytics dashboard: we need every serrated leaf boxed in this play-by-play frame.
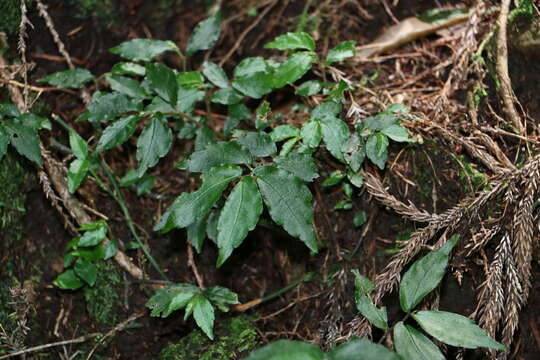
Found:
[393,322,446,360]
[155,165,242,232]
[2,120,41,164]
[301,119,322,148]
[87,92,140,123]
[327,338,400,360]
[326,40,357,65]
[381,124,413,142]
[136,114,172,176]
[187,217,207,254]
[177,87,205,113]
[265,32,316,51]
[254,166,317,253]
[216,176,263,266]
[273,152,319,182]
[245,340,325,360]
[296,80,322,96]
[399,235,459,312]
[73,259,98,287]
[191,294,215,340]
[203,286,239,312]
[186,12,221,55]
[270,125,300,142]
[211,87,243,105]
[53,269,85,290]
[68,158,89,193]
[146,62,178,105]
[355,294,388,330]
[106,75,146,98]
[232,72,274,99]
[412,311,505,350]
[145,283,199,317]
[69,130,88,160]
[38,68,93,89]
[365,133,388,169]
[202,61,229,88]
[187,141,252,172]
[110,38,178,62]
[236,132,276,157]
[272,52,316,88]
[96,115,139,153]
[320,116,350,162]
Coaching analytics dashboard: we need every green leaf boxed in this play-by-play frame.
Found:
[78,223,107,247]
[301,119,322,148]
[296,80,322,96]
[73,259,98,287]
[254,166,318,253]
[110,38,178,62]
[233,57,269,77]
[237,132,276,157]
[67,158,89,193]
[399,235,458,312]
[273,152,319,182]
[327,338,400,360]
[232,72,274,99]
[355,294,388,330]
[177,71,204,88]
[245,340,325,360]
[111,62,146,76]
[191,294,215,340]
[270,125,300,142]
[206,209,221,243]
[272,52,316,88]
[365,133,388,169]
[145,283,199,317]
[362,114,399,131]
[202,61,229,88]
[320,116,350,162]
[17,113,51,130]
[38,68,93,89]
[216,176,263,266]
[69,130,88,160]
[96,115,139,153]
[326,40,357,65]
[412,311,505,350]
[203,286,239,312]
[229,103,251,121]
[322,170,345,187]
[136,114,172,176]
[210,88,244,105]
[186,12,221,55]
[87,92,140,123]
[53,269,85,290]
[2,120,41,164]
[187,217,207,253]
[312,101,342,120]
[381,124,413,143]
[0,127,9,161]
[187,141,252,172]
[0,103,21,117]
[176,87,205,113]
[106,75,146,98]
[393,322,446,360]
[155,165,242,232]
[146,62,178,105]
[353,211,367,227]
[352,269,375,295]
[136,174,155,195]
[279,137,299,157]
[264,32,316,51]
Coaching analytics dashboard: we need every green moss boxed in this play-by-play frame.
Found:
[160,315,258,360]
[0,0,21,39]
[83,261,122,325]
[67,0,119,24]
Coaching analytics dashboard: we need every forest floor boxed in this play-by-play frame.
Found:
[1,0,540,359]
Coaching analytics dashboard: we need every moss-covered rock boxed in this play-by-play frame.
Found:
[83,261,122,325]
[160,315,258,360]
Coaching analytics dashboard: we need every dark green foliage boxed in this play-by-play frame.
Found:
[83,261,121,325]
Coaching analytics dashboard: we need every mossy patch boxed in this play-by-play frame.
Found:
[83,261,122,325]
[0,0,22,40]
[160,315,258,360]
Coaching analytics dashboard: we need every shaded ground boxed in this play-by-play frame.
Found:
[1,0,540,359]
